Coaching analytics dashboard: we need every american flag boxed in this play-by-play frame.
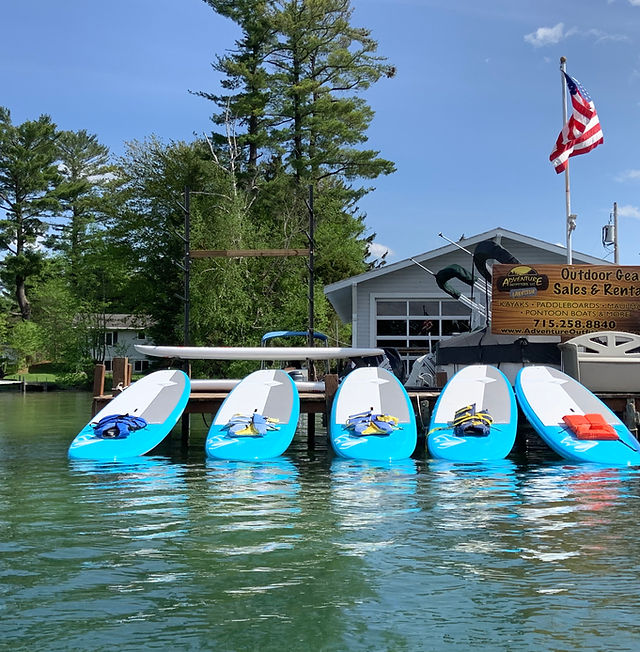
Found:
[549,72,604,174]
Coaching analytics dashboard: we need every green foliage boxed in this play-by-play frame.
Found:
[0,2,395,371]
[109,137,228,343]
[196,0,395,347]
[269,0,396,183]
[30,276,91,369]
[54,370,90,389]
[199,0,275,174]
[0,107,61,319]
[47,129,113,287]
[8,320,45,371]
[0,309,7,342]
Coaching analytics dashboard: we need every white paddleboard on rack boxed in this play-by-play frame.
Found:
[135,345,384,360]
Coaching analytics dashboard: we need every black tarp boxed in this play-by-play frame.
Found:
[435,327,561,366]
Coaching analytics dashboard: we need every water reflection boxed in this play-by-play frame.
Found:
[203,457,301,553]
[195,456,377,650]
[5,391,640,650]
[330,458,419,547]
[428,458,520,532]
[517,463,640,566]
[68,456,189,541]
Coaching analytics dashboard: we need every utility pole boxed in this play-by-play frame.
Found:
[178,185,191,447]
[307,184,315,350]
[614,201,619,264]
[183,186,191,346]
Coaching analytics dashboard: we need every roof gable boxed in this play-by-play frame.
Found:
[324,227,608,294]
[323,227,612,322]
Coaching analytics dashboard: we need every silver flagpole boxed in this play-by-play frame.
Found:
[560,56,574,264]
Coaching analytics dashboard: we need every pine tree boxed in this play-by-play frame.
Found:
[51,129,112,288]
[269,0,395,184]
[0,107,60,320]
[197,0,396,341]
[201,0,395,187]
[198,0,276,179]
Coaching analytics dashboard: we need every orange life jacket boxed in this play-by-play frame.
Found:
[562,413,619,441]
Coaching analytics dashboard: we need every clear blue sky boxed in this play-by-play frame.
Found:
[3,0,640,264]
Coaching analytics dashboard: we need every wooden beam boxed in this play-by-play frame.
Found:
[190,248,310,259]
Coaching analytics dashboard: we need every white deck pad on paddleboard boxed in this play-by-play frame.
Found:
[433,365,513,424]
[135,344,384,360]
[518,366,623,427]
[333,369,412,424]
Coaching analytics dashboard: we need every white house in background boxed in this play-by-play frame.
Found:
[98,314,154,372]
[324,227,609,374]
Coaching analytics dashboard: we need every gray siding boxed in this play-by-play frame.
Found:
[352,238,599,348]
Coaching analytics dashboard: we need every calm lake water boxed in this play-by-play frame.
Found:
[2,391,640,651]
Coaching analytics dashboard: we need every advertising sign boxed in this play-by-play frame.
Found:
[491,264,640,336]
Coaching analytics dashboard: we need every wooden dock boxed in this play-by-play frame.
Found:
[91,359,640,448]
[91,360,439,447]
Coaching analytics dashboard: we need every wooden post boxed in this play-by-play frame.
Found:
[112,357,128,392]
[324,374,339,410]
[181,361,191,448]
[93,364,106,396]
[307,413,316,450]
[323,374,339,448]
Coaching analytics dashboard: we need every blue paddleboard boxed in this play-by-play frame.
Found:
[68,369,190,461]
[428,365,517,461]
[205,369,299,461]
[329,367,417,461]
[516,365,640,466]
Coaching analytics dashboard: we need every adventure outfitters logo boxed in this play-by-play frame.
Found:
[496,265,549,298]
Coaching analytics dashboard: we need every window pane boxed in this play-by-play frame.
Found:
[408,338,434,348]
[407,341,433,357]
[377,320,406,336]
[441,301,473,317]
[441,319,471,336]
[377,301,407,316]
[409,301,439,316]
[409,318,435,336]
[377,338,407,349]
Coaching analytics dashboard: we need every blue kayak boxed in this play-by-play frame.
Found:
[329,367,417,461]
[516,365,640,466]
[205,369,299,461]
[68,369,190,461]
[428,365,517,462]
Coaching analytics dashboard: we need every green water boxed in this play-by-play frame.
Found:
[2,392,640,651]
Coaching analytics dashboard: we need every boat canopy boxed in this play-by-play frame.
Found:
[261,331,329,345]
[436,327,561,366]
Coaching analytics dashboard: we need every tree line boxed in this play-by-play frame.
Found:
[0,0,394,379]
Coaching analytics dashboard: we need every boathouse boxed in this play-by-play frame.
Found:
[323,227,608,374]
